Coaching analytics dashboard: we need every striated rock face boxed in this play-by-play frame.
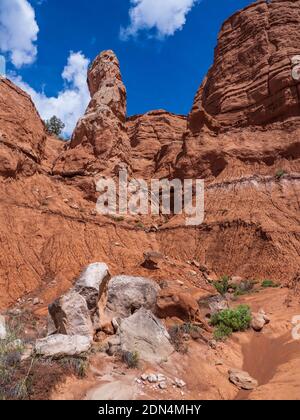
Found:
[0,0,299,313]
[53,50,131,176]
[0,78,46,177]
[189,0,300,133]
[126,110,186,178]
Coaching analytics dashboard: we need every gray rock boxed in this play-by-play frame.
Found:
[251,309,270,332]
[48,290,94,340]
[0,315,6,340]
[119,308,173,363]
[75,263,110,310]
[107,335,121,356]
[106,276,160,318]
[46,314,57,336]
[35,334,91,358]
[229,369,258,390]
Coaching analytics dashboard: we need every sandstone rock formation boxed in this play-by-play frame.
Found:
[105,275,160,318]
[119,308,174,363]
[0,0,298,337]
[229,368,258,391]
[251,309,270,332]
[189,0,300,132]
[126,110,186,179]
[75,262,110,311]
[48,290,94,340]
[53,50,131,176]
[35,334,91,358]
[0,79,46,178]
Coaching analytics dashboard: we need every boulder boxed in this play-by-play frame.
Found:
[0,315,6,340]
[48,290,94,340]
[105,275,160,318]
[75,262,110,310]
[35,334,91,358]
[141,251,164,270]
[229,369,258,390]
[119,308,173,363]
[251,309,270,332]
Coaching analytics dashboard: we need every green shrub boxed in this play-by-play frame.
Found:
[275,169,286,180]
[261,280,279,288]
[0,326,32,400]
[213,324,233,341]
[122,351,139,369]
[211,305,251,340]
[213,275,230,296]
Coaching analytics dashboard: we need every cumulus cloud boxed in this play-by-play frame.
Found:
[0,0,39,67]
[11,52,91,137]
[121,0,198,40]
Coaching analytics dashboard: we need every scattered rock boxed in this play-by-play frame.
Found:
[175,378,186,388]
[35,334,91,357]
[0,315,6,340]
[119,308,174,363]
[159,382,167,390]
[49,290,94,340]
[198,294,229,316]
[251,309,270,332]
[105,275,160,318]
[142,251,164,270]
[147,374,158,383]
[33,298,40,306]
[229,369,258,390]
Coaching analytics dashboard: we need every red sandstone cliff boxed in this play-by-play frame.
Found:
[0,0,299,312]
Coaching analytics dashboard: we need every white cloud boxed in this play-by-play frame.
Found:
[121,0,198,40]
[10,52,91,137]
[0,0,39,67]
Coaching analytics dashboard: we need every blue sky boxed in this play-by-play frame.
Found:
[0,0,253,135]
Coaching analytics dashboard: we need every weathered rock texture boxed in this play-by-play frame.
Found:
[189,0,300,132]
[0,79,46,178]
[126,110,186,178]
[53,50,131,176]
[35,334,91,357]
[0,0,299,315]
[119,308,174,363]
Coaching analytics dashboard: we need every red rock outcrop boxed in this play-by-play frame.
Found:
[189,0,300,133]
[0,78,46,177]
[127,110,186,179]
[0,0,299,313]
[53,50,131,176]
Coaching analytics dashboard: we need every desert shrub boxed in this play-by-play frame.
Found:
[122,351,139,369]
[169,323,202,353]
[210,305,251,341]
[58,356,89,378]
[275,169,286,180]
[213,324,233,341]
[261,279,279,288]
[0,326,33,400]
[213,275,231,296]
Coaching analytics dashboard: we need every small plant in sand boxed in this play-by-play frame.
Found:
[210,305,252,341]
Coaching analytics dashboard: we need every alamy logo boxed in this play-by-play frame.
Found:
[95,170,205,226]
[291,55,300,81]
[0,55,6,78]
